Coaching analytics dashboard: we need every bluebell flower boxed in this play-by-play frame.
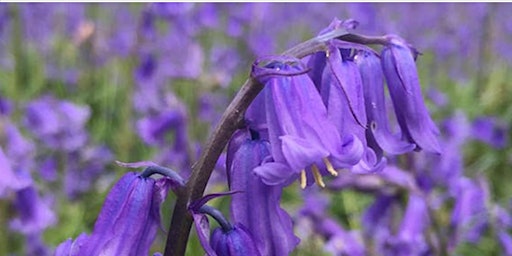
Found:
[227,129,299,255]
[321,44,386,173]
[381,35,441,153]
[210,224,261,256]
[354,50,415,156]
[189,193,261,256]
[68,171,172,256]
[250,57,363,188]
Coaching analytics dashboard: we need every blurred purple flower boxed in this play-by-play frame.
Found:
[64,145,113,199]
[362,195,396,253]
[160,35,204,80]
[418,112,470,189]
[4,121,35,171]
[427,88,448,108]
[208,46,241,88]
[499,231,512,256]
[299,189,365,255]
[0,96,12,115]
[199,92,229,128]
[0,147,30,197]
[10,182,56,235]
[450,177,489,245]
[322,219,366,256]
[197,3,219,29]
[381,35,441,154]
[387,194,430,256]
[26,233,51,256]
[39,156,57,182]
[227,131,299,255]
[136,108,187,146]
[24,95,90,151]
[471,116,508,149]
[107,5,137,57]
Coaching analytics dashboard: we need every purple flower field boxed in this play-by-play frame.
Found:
[1,3,512,256]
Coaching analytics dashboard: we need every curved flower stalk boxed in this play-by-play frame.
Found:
[227,129,299,255]
[381,35,441,154]
[249,57,363,188]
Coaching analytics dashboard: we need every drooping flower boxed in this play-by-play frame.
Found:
[227,129,299,255]
[249,57,363,188]
[74,171,171,256]
[320,44,386,173]
[189,193,261,256]
[354,50,415,156]
[210,223,261,256]
[381,35,441,153]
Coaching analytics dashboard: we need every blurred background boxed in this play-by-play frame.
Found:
[0,3,511,255]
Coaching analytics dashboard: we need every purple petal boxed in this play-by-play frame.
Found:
[210,224,261,256]
[381,35,441,153]
[280,135,329,172]
[80,173,162,255]
[253,162,295,186]
[355,50,415,155]
[230,139,299,255]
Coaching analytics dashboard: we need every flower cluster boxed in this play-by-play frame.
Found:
[1,3,511,256]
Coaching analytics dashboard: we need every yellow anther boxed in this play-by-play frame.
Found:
[311,165,326,188]
[300,169,307,189]
[322,158,338,177]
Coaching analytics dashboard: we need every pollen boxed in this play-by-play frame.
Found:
[311,164,326,188]
[322,158,338,177]
[300,169,307,189]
